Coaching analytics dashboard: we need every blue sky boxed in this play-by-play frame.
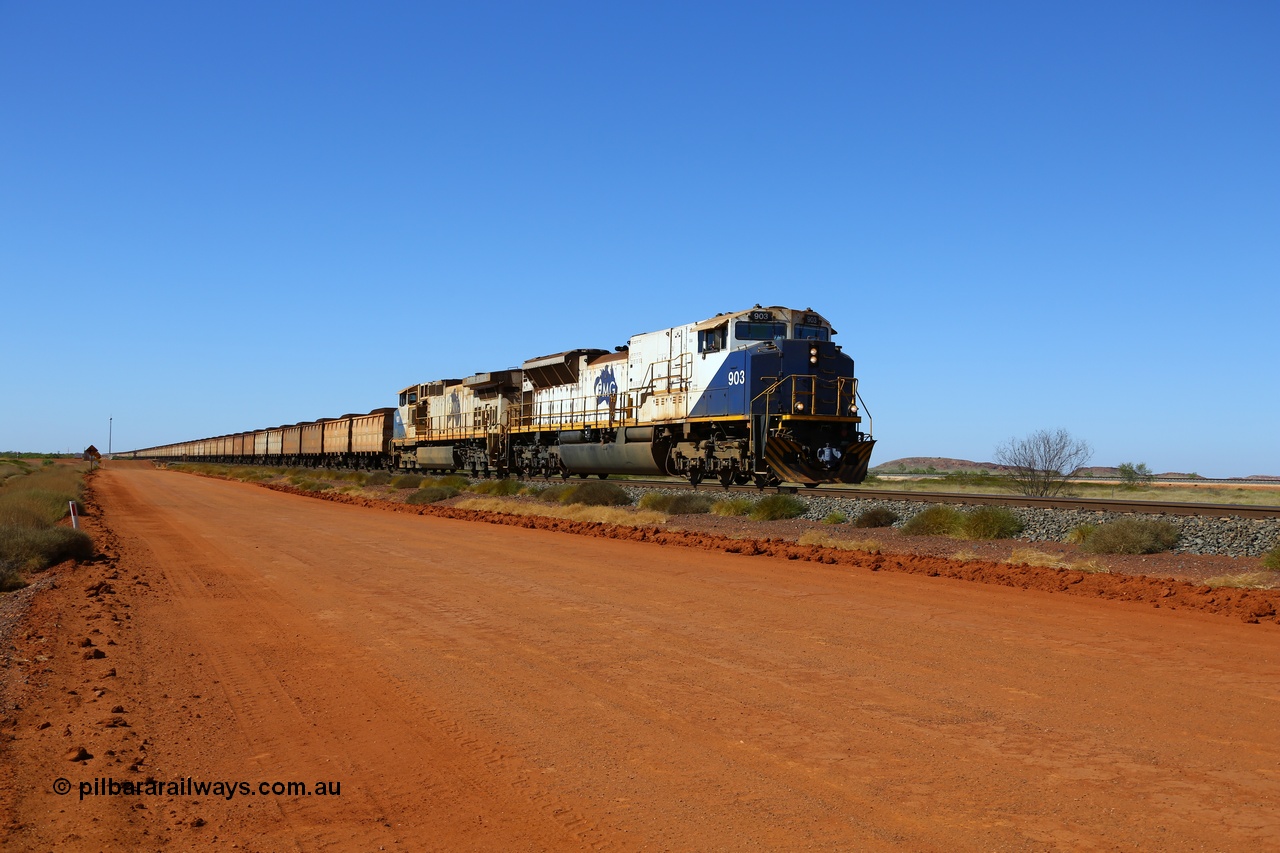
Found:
[2,2,1276,475]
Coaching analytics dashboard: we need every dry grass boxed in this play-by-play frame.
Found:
[1006,548,1109,573]
[1,461,94,586]
[796,530,882,554]
[454,496,667,526]
[1203,571,1280,590]
[950,550,981,562]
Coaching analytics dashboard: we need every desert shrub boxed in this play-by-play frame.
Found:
[296,481,332,492]
[959,506,1024,540]
[638,492,673,511]
[0,526,95,571]
[364,471,392,486]
[406,486,459,504]
[0,561,24,592]
[469,479,523,496]
[1262,546,1280,571]
[1065,523,1097,545]
[1081,518,1181,554]
[667,493,715,515]
[562,480,632,507]
[429,474,471,490]
[749,494,806,521]
[536,484,575,503]
[712,497,754,517]
[822,511,848,525]
[391,474,424,489]
[901,505,964,536]
[520,485,547,498]
[853,507,899,528]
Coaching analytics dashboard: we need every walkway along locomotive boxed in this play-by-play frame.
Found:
[128,306,875,487]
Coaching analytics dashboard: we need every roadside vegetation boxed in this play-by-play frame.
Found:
[1073,519,1181,554]
[796,530,882,554]
[900,505,1024,540]
[0,459,95,592]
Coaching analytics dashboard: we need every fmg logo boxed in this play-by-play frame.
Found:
[594,366,618,405]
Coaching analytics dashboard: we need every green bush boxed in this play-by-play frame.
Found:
[822,511,848,525]
[749,494,807,521]
[853,507,899,528]
[959,506,1024,540]
[901,505,964,536]
[469,479,523,496]
[364,471,392,486]
[296,481,332,492]
[535,483,574,503]
[667,493,715,515]
[391,474,424,489]
[406,486,459,504]
[1066,523,1097,545]
[1263,546,1280,571]
[1081,519,1181,554]
[429,474,471,490]
[0,561,24,592]
[712,497,754,517]
[562,480,632,507]
[0,526,95,572]
[638,492,674,511]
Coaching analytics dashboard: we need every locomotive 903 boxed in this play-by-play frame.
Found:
[394,306,874,487]
[126,306,874,487]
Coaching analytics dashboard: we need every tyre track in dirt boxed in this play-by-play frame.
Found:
[3,465,1279,851]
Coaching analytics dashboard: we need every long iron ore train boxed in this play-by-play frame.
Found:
[126,306,875,487]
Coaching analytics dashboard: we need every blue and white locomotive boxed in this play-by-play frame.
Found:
[394,305,874,486]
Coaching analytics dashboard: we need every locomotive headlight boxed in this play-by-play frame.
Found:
[809,345,819,364]
[795,401,805,412]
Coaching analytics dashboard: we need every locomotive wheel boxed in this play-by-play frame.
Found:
[689,467,704,487]
[597,473,609,479]
[804,482,819,488]
[718,466,734,489]
[733,472,752,486]
[578,473,589,479]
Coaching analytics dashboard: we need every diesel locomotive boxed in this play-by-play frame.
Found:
[127,306,875,487]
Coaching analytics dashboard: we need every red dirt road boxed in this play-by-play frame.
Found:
[3,466,1279,851]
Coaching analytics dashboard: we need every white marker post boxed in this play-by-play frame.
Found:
[69,501,79,530]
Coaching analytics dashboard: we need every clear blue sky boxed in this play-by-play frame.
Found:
[2,2,1276,475]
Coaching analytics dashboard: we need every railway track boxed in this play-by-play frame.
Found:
[615,479,1280,520]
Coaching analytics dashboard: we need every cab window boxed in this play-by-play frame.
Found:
[735,321,788,341]
[794,324,829,341]
[698,326,727,353]
[399,392,408,406]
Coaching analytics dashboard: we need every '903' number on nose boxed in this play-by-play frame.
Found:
[726,369,746,386]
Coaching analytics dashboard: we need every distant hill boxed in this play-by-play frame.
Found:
[871,457,1008,474]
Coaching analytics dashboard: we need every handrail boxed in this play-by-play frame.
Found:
[750,374,862,418]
